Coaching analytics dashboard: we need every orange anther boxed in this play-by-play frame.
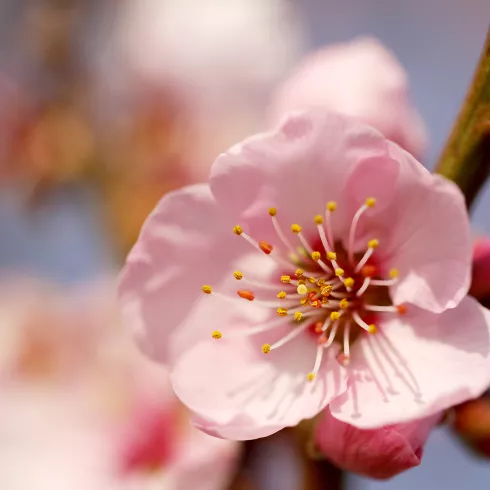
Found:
[259,240,273,254]
[237,290,255,301]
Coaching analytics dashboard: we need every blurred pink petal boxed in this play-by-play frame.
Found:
[315,409,441,479]
[269,37,427,158]
[0,279,240,490]
[119,110,488,441]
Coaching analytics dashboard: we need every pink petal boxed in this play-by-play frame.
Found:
[269,37,427,159]
[315,409,441,479]
[370,143,471,312]
[168,426,240,490]
[210,111,390,242]
[171,337,348,440]
[329,296,490,428]
[118,183,248,365]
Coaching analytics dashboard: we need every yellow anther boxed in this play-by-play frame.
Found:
[368,239,379,249]
[335,268,345,277]
[389,268,399,279]
[295,268,304,277]
[233,225,243,235]
[326,201,337,212]
[321,285,333,296]
[327,251,337,260]
[212,330,222,339]
[297,284,308,295]
[308,277,317,284]
[339,298,349,309]
[312,251,321,261]
[368,324,377,334]
[277,291,287,300]
[291,224,302,234]
[294,312,303,322]
[202,285,212,294]
[330,311,341,321]
[307,372,316,382]
[268,207,277,216]
[344,277,354,288]
[321,297,329,304]
[281,275,291,284]
[233,270,243,280]
[317,278,326,286]
[297,279,306,285]
[314,214,324,225]
[300,297,308,305]
[365,197,376,208]
[277,308,288,317]
[262,344,271,354]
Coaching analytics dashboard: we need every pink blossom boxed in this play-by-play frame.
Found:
[0,279,239,490]
[119,110,490,440]
[269,38,427,158]
[315,409,441,479]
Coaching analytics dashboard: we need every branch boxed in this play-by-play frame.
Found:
[434,28,490,209]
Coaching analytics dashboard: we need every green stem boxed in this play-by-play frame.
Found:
[434,28,490,210]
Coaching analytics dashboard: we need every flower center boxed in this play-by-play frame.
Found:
[202,197,406,383]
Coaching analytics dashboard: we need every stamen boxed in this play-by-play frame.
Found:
[355,239,379,273]
[325,201,336,246]
[337,321,351,366]
[364,304,406,315]
[348,197,376,264]
[269,208,297,255]
[353,311,377,334]
[233,271,243,280]
[235,227,291,268]
[202,285,212,294]
[307,345,324,383]
[277,291,287,300]
[310,251,333,273]
[344,277,354,289]
[339,298,349,309]
[361,265,377,277]
[316,218,333,254]
[237,290,255,301]
[267,322,311,350]
[370,271,399,286]
[229,314,315,337]
[329,291,348,299]
[212,330,222,339]
[356,277,371,297]
[323,319,340,347]
[237,275,286,291]
[259,241,273,255]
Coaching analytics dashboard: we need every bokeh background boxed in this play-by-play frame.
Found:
[1,1,490,489]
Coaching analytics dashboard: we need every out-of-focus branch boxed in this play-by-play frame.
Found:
[435,28,490,210]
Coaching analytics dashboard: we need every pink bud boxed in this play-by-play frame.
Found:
[315,409,441,479]
[470,238,490,304]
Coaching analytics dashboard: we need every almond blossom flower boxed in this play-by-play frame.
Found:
[0,279,239,490]
[119,110,490,440]
[269,38,427,158]
[315,408,442,479]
